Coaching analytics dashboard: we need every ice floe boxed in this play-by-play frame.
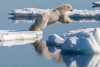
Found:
[47,27,100,54]
[8,8,100,23]
[92,2,100,9]
[8,8,100,18]
[92,2,100,6]
[8,8,51,16]
[0,30,42,41]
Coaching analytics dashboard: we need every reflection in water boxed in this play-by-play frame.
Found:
[62,55,92,67]
[8,16,100,23]
[92,2,100,9]
[8,16,36,23]
[70,17,100,22]
[92,5,100,9]
[32,39,100,67]
[32,39,63,63]
[0,37,42,47]
[1,35,100,67]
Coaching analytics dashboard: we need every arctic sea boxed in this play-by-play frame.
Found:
[0,0,100,67]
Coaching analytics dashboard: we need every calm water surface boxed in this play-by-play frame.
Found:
[0,0,100,67]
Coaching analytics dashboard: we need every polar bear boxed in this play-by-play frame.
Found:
[30,4,73,31]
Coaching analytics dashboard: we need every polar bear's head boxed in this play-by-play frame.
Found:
[58,4,73,12]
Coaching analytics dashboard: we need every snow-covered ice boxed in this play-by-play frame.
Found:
[0,30,42,41]
[8,8,100,23]
[92,2,100,6]
[8,8,100,18]
[8,8,51,16]
[47,28,100,54]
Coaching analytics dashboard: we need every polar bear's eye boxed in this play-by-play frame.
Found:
[68,6,70,8]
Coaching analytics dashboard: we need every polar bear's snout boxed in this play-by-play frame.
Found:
[67,4,73,11]
[70,9,73,11]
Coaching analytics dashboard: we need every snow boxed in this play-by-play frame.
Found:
[0,30,42,41]
[47,34,65,46]
[47,28,100,54]
[8,8,51,16]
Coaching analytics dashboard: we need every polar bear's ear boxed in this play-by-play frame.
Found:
[62,5,68,12]
[57,5,67,12]
[64,4,73,11]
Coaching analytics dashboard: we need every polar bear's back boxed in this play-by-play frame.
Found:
[42,10,60,24]
[35,11,60,29]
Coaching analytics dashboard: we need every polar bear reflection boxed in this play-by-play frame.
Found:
[32,39,100,67]
[32,39,63,63]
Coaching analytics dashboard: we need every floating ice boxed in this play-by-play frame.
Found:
[8,8,100,23]
[47,28,100,54]
[8,8,51,16]
[92,2,100,6]
[8,8,100,18]
[0,30,42,41]
[47,34,65,46]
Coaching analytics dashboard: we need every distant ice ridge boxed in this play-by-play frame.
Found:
[68,9,100,18]
[92,2,100,6]
[0,30,42,41]
[8,8,51,16]
[47,28,100,54]
[8,8,100,18]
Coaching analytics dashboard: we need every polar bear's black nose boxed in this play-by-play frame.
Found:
[70,9,73,11]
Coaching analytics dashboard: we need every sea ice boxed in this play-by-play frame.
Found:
[8,8,100,18]
[8,8,100,23]
[0,30,42,41]
[47,28,100,53]
[92,2,100,6]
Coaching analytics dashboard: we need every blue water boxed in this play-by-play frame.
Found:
[0,0,100,67]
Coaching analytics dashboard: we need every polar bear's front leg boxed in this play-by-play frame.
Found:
[65,16,72,24]
[63,14,71,24]
[58,14,71,24]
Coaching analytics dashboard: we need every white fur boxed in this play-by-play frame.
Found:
[30,4,73,31]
